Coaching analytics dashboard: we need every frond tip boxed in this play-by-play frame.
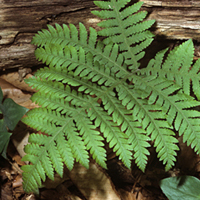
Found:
[92,0,155,69]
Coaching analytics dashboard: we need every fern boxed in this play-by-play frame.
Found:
[21,0,200,194]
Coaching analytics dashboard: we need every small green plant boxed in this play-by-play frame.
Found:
[21,0,200,193]
[160,176,200,200]
[0,87,28,158]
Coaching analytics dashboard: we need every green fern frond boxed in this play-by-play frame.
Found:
[116,83,179,170]
[31,65,150,171]
[21,0,200,194]
[137,41,200,154]
[34,44,120,86]
[92,0,155,69]
[71,111,107,168]
[31,22,96,49]
[140,39,200,99]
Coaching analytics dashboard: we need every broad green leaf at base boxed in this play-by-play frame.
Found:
[160,176,200,200]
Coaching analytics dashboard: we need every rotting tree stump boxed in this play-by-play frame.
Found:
[0,0,200,70]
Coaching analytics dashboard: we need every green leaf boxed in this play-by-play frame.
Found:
[1,98,29,131]
[160,176,200,200]
[0,120,12,159]
[0,87,29,158]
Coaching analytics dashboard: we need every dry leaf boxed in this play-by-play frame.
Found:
[0,78,38,109]
[12,175,23,188]
[1,71,35,92]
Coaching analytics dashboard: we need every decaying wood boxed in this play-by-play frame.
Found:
[0,0,96,70]
[0,0,200,70]
[142,0,200,41]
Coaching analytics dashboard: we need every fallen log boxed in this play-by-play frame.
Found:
[0,0,200,70]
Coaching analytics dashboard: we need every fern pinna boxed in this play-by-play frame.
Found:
[21,0,200,193]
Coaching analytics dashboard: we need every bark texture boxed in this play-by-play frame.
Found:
[0,0,200,70]
[143,0,200,41]
[0,0,96,70]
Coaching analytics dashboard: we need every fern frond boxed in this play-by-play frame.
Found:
[140,40,200,99]
[22,0,200,194]
[21,143,54,193]
[22,109,77,171]
[136,62,200,163]
[116,84,179,170]
[29,70,134,169]
[136,39,200,155]
[21,108,91,193]
[30,81,133,169]
[31,22,97,50]
[34,44,118,86]
[32,22,130,82]
[92,0,155,69]
[33,61,152,171]
[86,100,133,168]
[31,62,151,171]
[71,111,107,168]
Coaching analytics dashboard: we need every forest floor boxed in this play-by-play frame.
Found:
[1,67,200,200]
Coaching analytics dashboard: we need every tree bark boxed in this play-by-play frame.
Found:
[0,0,96,70]
[142,0,200,41]
[0,0,200,70]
